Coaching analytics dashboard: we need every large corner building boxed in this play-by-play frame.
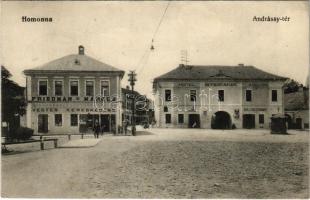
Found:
[23,46,124,134]
[153,64,287,129]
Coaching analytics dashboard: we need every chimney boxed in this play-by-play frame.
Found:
[78,45,85,55]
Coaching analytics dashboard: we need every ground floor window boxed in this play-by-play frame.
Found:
[79,114,113,133]
[178,114,184,124]
[165,114,171,124]
[259,114,264,124]
[71,114,78,126]
[54,114,62,126]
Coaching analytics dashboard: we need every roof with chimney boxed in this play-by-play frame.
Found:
[24,46,124,75]
[154,64,287,82]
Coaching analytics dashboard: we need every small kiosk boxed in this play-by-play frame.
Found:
[270,114,287,134]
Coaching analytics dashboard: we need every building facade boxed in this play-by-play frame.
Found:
[121,86,155,126]
[284,87,309,129]
[23,46,124,134]
[153,64,287,129]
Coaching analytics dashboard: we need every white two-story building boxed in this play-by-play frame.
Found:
[153,64,287,129]
[23,46,125,134]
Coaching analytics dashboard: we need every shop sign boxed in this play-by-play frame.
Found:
[31,96,112,102]
[32,108,114,112]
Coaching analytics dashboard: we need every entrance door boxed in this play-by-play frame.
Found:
[188,114,200,128]
[38,114,48,133]
[243,114,255,129]
[285,114,293,129]
[100,114,110,132]
[296,118,302,129]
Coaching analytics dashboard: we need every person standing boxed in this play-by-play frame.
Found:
[100,124,105,136]
[93,121,100,139]
[123,119,128,135]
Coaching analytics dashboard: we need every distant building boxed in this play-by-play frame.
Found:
[23,46,125,134]
[153,64,287,129]
[121,86,154,125]
[284,87,309,129]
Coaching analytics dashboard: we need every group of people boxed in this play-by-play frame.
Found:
[93,121,105,138]
[93,119,157,138]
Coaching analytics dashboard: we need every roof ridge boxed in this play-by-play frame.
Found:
[24,53,124,73]
[154,64,287,81]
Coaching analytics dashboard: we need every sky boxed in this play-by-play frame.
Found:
[1,1,309,98]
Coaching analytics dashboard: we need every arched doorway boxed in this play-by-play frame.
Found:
[211,111,232,129]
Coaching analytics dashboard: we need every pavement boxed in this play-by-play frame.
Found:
[59,138,102,148]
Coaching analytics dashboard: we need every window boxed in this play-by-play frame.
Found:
[259,114,264,124]
[70,81,79,96]
[272,90,277,102]
[70,114,78,126]
[55,114,62,126]
[164,106,168,112]
[54,81,63,96]
[190,90,196,101]
[178,114,184,124]
[85,80,94,96]
[246,90,252,102]
[218,90,224,102]
[38,80,48,96]
[165,114,171,124]
[165,90,171,101]
[101,81,109,97]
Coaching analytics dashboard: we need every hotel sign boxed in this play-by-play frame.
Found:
[176,83,200,87]
[205,83,237,87]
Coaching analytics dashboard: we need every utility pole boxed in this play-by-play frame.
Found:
[128,71,137,136]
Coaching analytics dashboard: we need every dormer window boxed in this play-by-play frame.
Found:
[78,45,84,55]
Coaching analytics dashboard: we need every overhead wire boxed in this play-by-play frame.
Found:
[134,1,171,74]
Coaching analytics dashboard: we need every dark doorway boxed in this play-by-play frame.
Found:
[211,111,231,129]
[285,114,293,129]
[296,118,302,129]
[110,114,116,133]
[100,114,110,132]
[38,114,48,133]
[243,114,255,129]
[188,114,200,128]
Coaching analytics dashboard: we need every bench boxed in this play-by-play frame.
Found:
[34,133,86,141]
[2,138,58,151]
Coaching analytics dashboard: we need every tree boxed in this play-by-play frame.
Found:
[283,79,303,94]
[1,66,26,136]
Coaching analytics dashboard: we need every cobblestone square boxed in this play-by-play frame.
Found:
[2,129,309,198]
